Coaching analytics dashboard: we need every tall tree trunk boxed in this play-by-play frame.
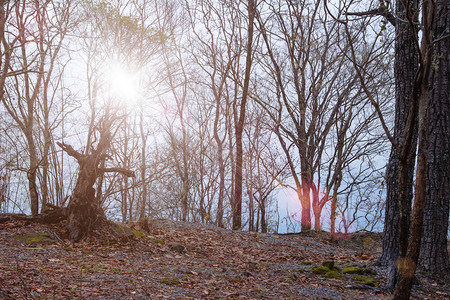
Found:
[139,107,148,220]
[394,0,435,297]
[215,139,225,228]
[419,0,450,276]
[260,198,267,233]
[330,195,338,237]
[232,0,255,230]
[300,179,312,231]
[379,0,419,287]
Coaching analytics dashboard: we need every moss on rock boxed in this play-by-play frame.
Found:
[351,274,377,286]
[131,229,146,238]
[312,265,330,274]
[323,270,342,279]
[342,266,365,275]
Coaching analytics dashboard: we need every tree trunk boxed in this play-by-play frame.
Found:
[312,183,322,231]
[260,199,267,233]
[300,179,312,232]
[26,130,40,216]
[419,0,450,276]
[232,0,255,230]
[394,0,435,297]
[58,116,134,242]
[64,144,108,242]
[215,141,225,228]
[379,0,419,280]
[330,195,337,237]
[139,107,148,221]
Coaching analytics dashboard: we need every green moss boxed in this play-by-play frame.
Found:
[150,237,165,245]
[342,266,365,275]
[131,229,146,238]
[312,265,330,274]
[351,274,377,286]
[363,267,377,275]
[323,270,343,279]
[285,273,299,281]
[14,233,52,244]
[301,260,312,265]
[160,277,180,286]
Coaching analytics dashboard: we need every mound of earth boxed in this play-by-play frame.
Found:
[0,216,448,299]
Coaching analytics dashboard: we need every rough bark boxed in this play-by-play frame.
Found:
[418,0,450,276]
[379,0,418,279]
[394,0,435,297]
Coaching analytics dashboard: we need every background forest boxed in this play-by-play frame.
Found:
[0,0,391,235]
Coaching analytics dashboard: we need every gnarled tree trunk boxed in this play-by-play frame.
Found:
[58,116,134,242]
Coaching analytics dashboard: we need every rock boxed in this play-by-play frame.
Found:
[247,261,257,271]
[168,242,185,253]
[322,260,335,269]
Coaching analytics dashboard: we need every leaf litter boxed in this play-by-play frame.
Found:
[0,217,448,299]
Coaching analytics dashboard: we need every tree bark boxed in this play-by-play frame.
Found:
[379,0,418,283]
[418,0,450,276]
[394,0,435,297]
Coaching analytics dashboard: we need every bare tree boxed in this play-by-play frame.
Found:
[255,0,387,232]
[232,0,256,230]
[1,0,75,215]
[185,0,238,227]
[58,112,134,242]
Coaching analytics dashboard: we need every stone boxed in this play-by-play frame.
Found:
[168,242,185,253]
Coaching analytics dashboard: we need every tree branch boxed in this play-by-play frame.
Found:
[57,142,83,162]
[347,8,396,26]
[99,167,135,177]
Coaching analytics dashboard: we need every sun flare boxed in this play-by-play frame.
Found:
[104,63,142,105]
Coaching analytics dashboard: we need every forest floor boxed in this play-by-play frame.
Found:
[0,216,448,299]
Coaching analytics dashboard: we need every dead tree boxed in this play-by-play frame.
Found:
[57,115,134,242]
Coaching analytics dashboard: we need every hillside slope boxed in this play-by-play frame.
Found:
[0,217,448,299]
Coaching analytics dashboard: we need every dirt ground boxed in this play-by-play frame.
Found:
[0,217,448,299]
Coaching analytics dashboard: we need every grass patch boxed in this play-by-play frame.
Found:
[14,233,52,244]
[160,277,180,286]
[150,237,165,245]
